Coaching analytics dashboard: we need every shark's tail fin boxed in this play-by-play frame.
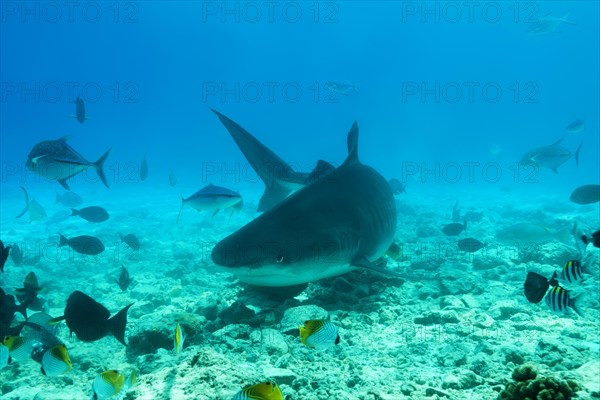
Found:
[16,186,30,219]
[94,148,112,189]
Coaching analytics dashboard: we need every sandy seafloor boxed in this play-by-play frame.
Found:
[0,180,599,400]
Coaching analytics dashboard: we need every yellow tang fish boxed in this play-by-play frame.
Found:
[299,320,340,349]
[232,381,283,400]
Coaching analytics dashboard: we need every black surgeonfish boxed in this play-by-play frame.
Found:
[53,291,133,345]
[0,288,28,337]
[1,240,10,272]
[581,229,600,248]
[524,271,558,304]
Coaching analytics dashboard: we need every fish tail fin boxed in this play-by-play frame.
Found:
[16,186,30,219]
[118,232,124,241]
[94,148,112,188]
[176,196,185,224]
[109,303,134,346]
[58,234,68,247]
[69,208,79,216]
[561,9,577,25]
[570,292,585,317]
[574,141,582,166]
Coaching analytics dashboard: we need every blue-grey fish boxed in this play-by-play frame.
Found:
[26,137,111,190]
[58,234,105,256]
[16,186,47,222]
[46,210,72,226]
[73,95,87,124]
[324,80,358,95]
[140,153,148,181]
[177,184,242,223]
[116,266,131,291]
[462,211,484,223]
[9,243,22,266]
[527,10,577,35]
[388,178,406,195]
[457,238,485,253]
[55,191,83,208]
[70,206,109,223]
[442,221,466,236]
[118,233,140,251]
[519,139,582,173]
[569,184,600,205]
[169,169,178,187]
[566,119,585,134]
[452,202,460,222]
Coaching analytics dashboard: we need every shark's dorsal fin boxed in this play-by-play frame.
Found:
[344,122,360,166]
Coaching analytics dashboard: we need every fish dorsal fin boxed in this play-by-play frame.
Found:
[59,136,71,142]
[343,122,360,166]
[551,138,563,146]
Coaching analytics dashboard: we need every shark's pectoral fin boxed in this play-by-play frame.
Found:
[258,183,292,212]
[351,256,404,280]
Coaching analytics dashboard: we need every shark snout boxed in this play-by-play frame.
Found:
[211,240,239,268]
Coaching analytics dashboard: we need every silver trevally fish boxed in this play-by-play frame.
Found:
[16,186,47,223]
[565,119,585,134]
[55,191,83,208]
[176,184,242,223]
[26,137,111,190]
[527,10,577,35]
[520,139,582,173]
[495,223,571,244]
[46,209,72,226]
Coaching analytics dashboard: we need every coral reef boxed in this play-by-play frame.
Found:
[498,365,580,400]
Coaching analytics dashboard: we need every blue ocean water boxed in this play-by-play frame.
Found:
[1,1,599,399]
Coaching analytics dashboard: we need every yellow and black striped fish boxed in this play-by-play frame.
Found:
[41,344,72,376]
[2,336,33,362]
[560,260,584,284]
[299,320,340,349]
[232,381,283,400]
[545,285,582,316]
[92,370,125,399]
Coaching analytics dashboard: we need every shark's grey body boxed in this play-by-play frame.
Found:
[213,109,321,212]
[211,111,397,287]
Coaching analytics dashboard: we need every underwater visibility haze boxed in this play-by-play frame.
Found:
[0,1,599,399]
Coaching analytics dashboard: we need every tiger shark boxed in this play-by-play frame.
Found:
[211,111,398,287]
